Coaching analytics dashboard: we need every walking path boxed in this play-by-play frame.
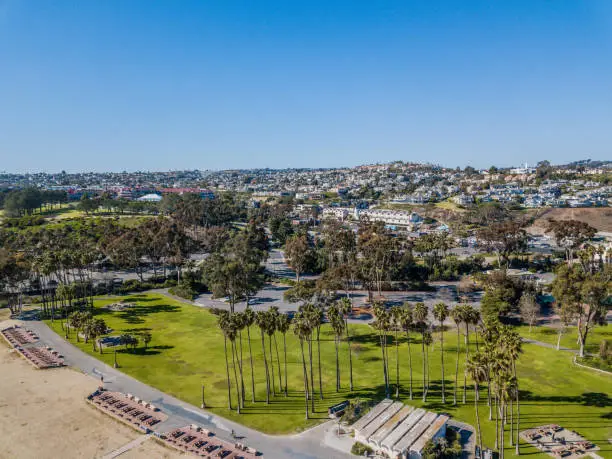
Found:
[521,337,578,353]
[23,319,353,459]
[102,434,152,459]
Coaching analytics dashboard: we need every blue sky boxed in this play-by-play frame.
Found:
[1,1,611,172]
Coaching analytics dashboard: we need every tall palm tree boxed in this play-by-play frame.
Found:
[311,304,324,400]
[293,313,310,419]
[338,297,354,391]
[231,313,246,406]
[243,307,257,402]
[372,302,390,397]
[399,304,414,400]
[467,352,486,451]
[413,302,429,401]
[390,306,403,398]
[501,327,523,455]
[329,304,346,392]
[217,312,233,410]
[451,305,464,405]
[228,320,242,413]
[433,302,449,403]
[255,311,271,404]
[276,313,292,396]
[267,307,281,396]
[463,305,478,404]
[300,304,316,412]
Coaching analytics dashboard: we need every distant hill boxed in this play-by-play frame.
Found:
[527,207,612,234]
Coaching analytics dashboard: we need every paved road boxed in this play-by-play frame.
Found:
[24,319,354,459]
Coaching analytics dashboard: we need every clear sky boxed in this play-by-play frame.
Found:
[1,1,611,172]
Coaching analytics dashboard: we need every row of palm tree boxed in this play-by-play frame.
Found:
[215,299,522,456]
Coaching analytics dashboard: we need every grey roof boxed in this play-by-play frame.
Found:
[350,399,393,432]
[410,415,450,454]
[392,411,438,453]
[381,408,426,450]
[369,405,414,446]
[357,401,404,441]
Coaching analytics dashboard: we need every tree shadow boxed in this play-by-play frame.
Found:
[117,304,181,324]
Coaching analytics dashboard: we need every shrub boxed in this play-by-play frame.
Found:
[351,442,373,456]
[168,284,196,300]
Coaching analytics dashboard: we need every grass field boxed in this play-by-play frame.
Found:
[45,294,612,458]
[517,324,612,355]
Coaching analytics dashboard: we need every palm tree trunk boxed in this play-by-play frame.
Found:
[335,335,340,392]
[308,337,315,412]
[406,331,413,400]
[316,328,323,400]
[231,341,241,413]
[440,321,446,403]
[283,333,288,396]
[269,337,276,396]
[380,333,389,397]
[273,334,282,394]
[260,332,270,404]
[495,394,499,450]
[454,327,460,405]
[463,325,470,404]
[474,383,483,451]
[224,337,232,410]
[300,340,309,419]
[247,326,256,403]
[238,330,245,404]
[395,330,400,399]
[345,318,353,391]
[515,364,521,456]
[422,332,427,402]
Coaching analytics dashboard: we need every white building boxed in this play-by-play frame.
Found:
[356,209,423,228]
[351,400,450,459]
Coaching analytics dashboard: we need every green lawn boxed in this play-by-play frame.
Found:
[517,324,612,355]
[46,294,612,458]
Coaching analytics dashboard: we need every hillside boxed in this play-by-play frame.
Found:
[527,207,612,234]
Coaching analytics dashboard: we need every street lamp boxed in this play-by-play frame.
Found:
[113,349,119,368]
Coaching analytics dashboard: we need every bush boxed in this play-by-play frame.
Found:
[351,442,373,456]
[168,284,196,300]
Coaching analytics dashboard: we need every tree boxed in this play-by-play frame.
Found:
[328,303,345,392]
[451,305,464,405]
[477,222,527,269]
[217,312,234,410]
[433,302,449,403]
[338,297,354,391]
[466,353,486,450]
[285,235,311,283]
[255,311,271,404]
[519,293,539,333]
[372,302,390,398]
[142,331,152,349]
[276,313,292,396]
[413,302,429,401]
[293,312,311,419]
[552,264,610,357]
[547,219,596,264]
[243,307,257,402]
[399,304,414,399]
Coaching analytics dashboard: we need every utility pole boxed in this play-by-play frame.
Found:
[113,349,119,368]
[201,384,206,408]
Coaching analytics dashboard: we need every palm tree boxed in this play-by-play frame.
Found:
[231,313,246,406]
[338,297,354,391]
[265,310,278,397]
[463,306,480,403]
[293,313,310,419]
[243,307,257,403]
[467,352,486,450]
[227,319,242,413]
[501,327,523,454]
[433,302,449,403]
[328,304,345,392]
[269,307,283,395]
[372,302,390,397]
[451,305,464,405]
[255,311,271,404]
[413,302,429,401]
[390,306,403,398]
[399,304,414,400]
[276,313,292,396]
[217,312,233,410]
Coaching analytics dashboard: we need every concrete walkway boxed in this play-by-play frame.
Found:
[521,337,578,353]
[102,434,151,459]
[24,319,353,459]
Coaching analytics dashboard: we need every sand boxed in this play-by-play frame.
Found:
[0,332,183,459]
